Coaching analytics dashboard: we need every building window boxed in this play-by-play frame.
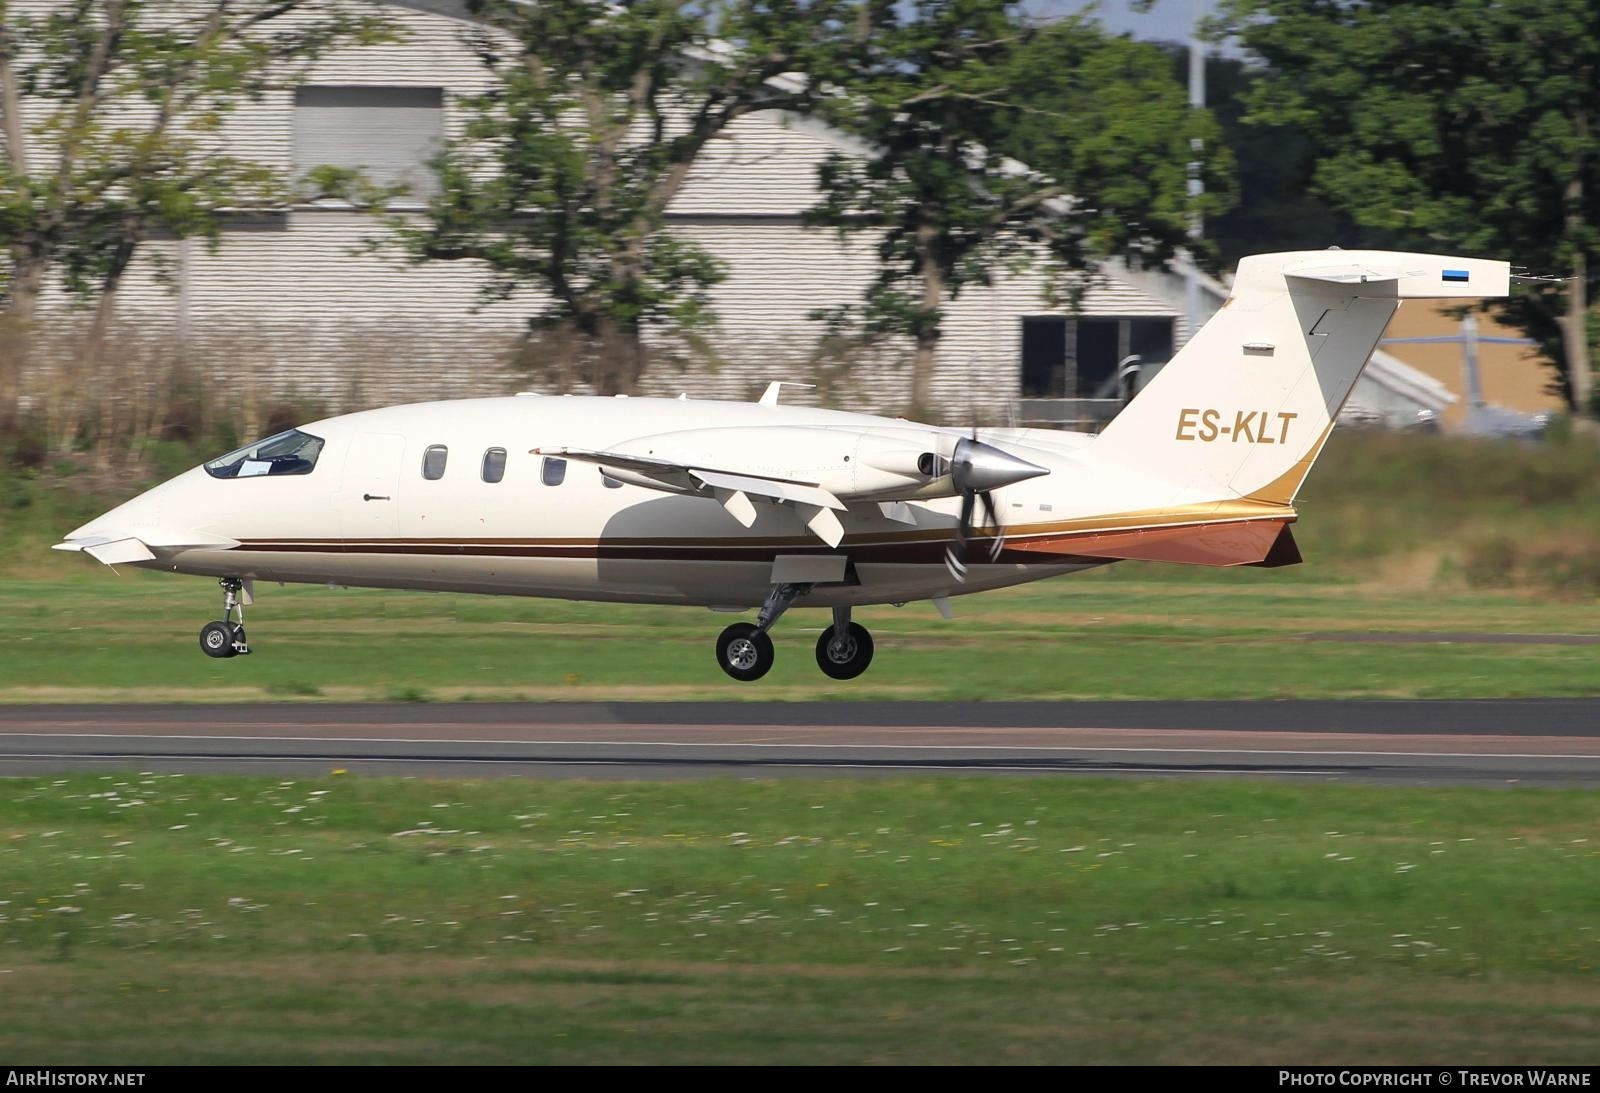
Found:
[422,445,448,480]
[293,85,444,202]
[481,448,507,483]
[1020,316,1176,398]
[1020,318,1068,398]
[541,457,567,486]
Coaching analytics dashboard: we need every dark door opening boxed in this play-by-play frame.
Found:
[1020,317,1067,397]
[1075,319,1121,396]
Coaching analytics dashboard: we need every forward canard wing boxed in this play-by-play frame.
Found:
[53,529,242,567]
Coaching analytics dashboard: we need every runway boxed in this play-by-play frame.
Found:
[1,700,1598,785]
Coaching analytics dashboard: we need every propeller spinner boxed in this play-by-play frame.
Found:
[944,436,1049,582]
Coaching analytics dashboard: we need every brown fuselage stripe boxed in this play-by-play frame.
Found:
[237,500,1296,552]
[232,540,1094,566]
[231,515,1291,568]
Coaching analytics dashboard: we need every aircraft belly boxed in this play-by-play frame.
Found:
[163,547,1089,606]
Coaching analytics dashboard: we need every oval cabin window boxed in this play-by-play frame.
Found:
[422,445,448,480]
[482,448,507,483]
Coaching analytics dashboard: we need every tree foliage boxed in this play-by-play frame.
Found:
[1217,0,1600,411]
[1188,51,1375,266]
[803,3,1232,416]
[389,0,860,394]
[0,0,394,320]
[0,0,395,452]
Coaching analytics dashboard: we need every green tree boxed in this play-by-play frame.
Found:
[803,5,1232,418]
[0,0,395,444]
[389,0,857,395]
[1217,0,1600,414]
[1179,51,1376,267]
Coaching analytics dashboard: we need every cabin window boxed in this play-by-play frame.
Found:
[601,472,622,489]
[204,429,325,479]
[422,445,448,480]
[481,447,507,483]
[541,457,567,486]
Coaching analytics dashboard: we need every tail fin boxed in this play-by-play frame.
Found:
[1091,250,1511,505]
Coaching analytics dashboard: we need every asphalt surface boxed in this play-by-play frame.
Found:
[1,700,1598,785]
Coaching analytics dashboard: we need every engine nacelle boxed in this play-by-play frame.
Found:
[596,425,1048,503]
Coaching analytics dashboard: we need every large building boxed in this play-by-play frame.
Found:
[8,0,1451,425]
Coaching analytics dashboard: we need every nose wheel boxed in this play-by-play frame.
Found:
[199,578,252,658]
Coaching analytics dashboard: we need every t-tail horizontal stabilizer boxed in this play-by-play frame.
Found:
[1089,250,1512,509]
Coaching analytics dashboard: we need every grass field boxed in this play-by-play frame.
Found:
[1,774,1597,1064]
[2,570,1599,702]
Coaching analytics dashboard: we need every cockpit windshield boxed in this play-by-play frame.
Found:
[204,429,326,479]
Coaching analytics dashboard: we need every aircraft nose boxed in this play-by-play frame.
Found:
[63,487,166,543]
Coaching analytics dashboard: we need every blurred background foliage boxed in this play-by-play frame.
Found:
[1,0,1597,464]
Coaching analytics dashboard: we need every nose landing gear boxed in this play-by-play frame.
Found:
[198,578,251,659]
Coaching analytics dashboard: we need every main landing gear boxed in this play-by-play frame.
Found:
[815,608,874,681]
[714,586,874,683]
[198,578,251,659]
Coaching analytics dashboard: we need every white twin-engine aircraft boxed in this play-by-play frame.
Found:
[58,250,1510,681]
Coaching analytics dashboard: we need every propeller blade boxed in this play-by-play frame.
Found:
[979,489,1004,561]
[945,434,1042,583]
[945,490,976,582]
[943,544,968,583]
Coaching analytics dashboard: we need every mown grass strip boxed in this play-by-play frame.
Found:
[1,775,1597,1063]
[3,575,1599,701]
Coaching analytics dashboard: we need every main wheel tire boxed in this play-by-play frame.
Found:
[230,623,249,655]
[199,621,237,659]
[815,621,874,680]
[716,622,775,682]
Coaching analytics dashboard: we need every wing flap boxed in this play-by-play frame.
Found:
[84,538,157,566]
[717,488,759,528]
[689,469,845,511]
[795,503,845,548]
[52,535,117,553]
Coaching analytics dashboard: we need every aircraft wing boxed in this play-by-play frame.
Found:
[535,447,850,547]
[539,448,701,491]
